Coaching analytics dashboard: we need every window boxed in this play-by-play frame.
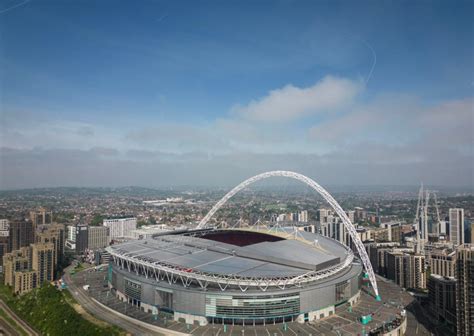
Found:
[124,278,141,300]
[205,293,300,320]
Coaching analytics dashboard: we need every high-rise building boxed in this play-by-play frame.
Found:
[364,242,400,277]
[32,242,54,285]
[439,220,447,236]
[386,251,426,289]
[386,251,404,286]
[430,247,456,278]
[3,247,31,286]
[8,220,34,252]
[88,226,109,250]
[455,244,474,336]
[411,253,426,289]
[354,207,367,222]
[36,223,65,269]
[103,217,137,239]
[0,236,8,272]
[67,225,76,242]
[346,210,355,223]
[356,227,372,242]
[372,227,390,242]
[0,219,9,272]
[449,208,465,246]
[379,221,402,243]
[75,224,89,254]
[316,209,331,222]
[0,219,9,232]
[298,210,308,222]
[471,222,474,244]
[3,242,54,295]
[29,207,52,228]
[427,274,456,329]
[335,221,350,246]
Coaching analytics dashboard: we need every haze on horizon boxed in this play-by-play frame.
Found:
[0,0,473,190]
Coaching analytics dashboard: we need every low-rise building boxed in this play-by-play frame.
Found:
[14,270,38,295]
[130,224,169,240]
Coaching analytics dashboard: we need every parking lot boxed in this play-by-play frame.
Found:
[70,268,431,335]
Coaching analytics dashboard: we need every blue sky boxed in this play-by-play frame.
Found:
[0,0,473,188]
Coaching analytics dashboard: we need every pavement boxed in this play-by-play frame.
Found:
[63,264,188,336]
[68,265,436,335]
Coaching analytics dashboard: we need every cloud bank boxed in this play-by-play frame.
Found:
[1,75,472,189]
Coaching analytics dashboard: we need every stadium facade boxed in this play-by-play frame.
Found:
[107,228,362,326]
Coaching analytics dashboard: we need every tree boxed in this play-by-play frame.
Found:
[90,214,104,226]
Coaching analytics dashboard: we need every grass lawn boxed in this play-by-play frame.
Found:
[0,281,124,336]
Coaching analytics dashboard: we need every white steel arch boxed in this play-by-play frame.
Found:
[197,170,380,299]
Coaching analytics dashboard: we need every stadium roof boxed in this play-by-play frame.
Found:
[110,228,349,278]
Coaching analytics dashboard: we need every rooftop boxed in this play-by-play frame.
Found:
[110,228,349,278]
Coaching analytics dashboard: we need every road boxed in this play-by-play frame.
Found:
[0,299,39,336]
[63,265,187,336]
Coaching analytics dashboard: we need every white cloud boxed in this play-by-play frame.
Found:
[308,96,473,151]
[1,89,472,189]
[232,75,363,122]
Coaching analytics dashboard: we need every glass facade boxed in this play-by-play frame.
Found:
[124,278,142,301]
[205,293,300,324]
[155,288,173,311]
[335,280,350,304]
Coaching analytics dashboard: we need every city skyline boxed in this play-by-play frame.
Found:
[1,0,473,189]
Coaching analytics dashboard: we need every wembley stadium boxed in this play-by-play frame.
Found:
[106,227,363,326]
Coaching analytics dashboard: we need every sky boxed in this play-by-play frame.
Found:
[0,0,473,189]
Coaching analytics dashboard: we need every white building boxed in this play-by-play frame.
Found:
[67,225,76,242]
[449,208,464,246]
[298,210,308,223]
[439,220,447,236]
[346,210,355,223]
[130,224,169,240]
[0,219,9,237]
[103,217,137,239]
[276,214,286,222]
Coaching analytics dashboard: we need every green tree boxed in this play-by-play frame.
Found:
[90,214,104,226]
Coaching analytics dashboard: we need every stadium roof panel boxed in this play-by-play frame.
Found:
[109,228,349,278]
